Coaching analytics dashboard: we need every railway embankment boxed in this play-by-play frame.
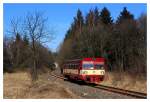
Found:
[100,72,147,93]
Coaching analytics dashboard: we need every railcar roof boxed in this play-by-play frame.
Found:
[64,57,105,63]
[65,59,82,62]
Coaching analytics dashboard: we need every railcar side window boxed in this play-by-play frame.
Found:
[70,64,72,69]
[74,64,76,69]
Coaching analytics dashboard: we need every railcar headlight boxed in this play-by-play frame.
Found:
[83,71,88,74]
[101,71,105,75]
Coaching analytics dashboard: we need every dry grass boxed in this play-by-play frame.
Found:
[4,70,146,98]
[4,72,31,98]
[3,71,79,99]
[100,72,147,93]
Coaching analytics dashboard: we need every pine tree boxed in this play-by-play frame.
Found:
[86,9,95,28]
[117,7,134,23]
[94,7,99,26]
[100,7,113,25]
[10,33,23,67]
[4,37,12,71]
[23,34,29,46]
[16,33,21,43]
[76,9,84,31]
[113,7,137,71]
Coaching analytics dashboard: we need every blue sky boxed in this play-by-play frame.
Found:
[4,3,147,52]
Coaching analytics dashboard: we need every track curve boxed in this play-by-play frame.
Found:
[50,74,147,99]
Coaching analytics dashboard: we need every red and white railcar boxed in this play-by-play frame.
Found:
[62,58,105,84]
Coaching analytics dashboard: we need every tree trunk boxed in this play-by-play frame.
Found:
[31,39,38,81]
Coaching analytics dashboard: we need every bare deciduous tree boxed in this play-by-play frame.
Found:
[24,11,53,81]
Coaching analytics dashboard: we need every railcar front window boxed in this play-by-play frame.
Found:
[95,64,104,69]
[82,64,94,69]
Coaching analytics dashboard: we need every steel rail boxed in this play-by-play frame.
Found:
[51,74,65,79]
[93,84,147,99]
[50,74,147,99]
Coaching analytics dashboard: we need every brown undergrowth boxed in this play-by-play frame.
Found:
[3,70,78,99]
[100,71,147,93]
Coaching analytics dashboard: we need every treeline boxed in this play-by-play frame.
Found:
[4,34,54,71]
[4,12,54,81]
[58,7,147,75]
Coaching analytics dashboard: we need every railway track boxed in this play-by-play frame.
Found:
[50,74,66,79]
[93,85,147,99]
[50,74,147,99]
